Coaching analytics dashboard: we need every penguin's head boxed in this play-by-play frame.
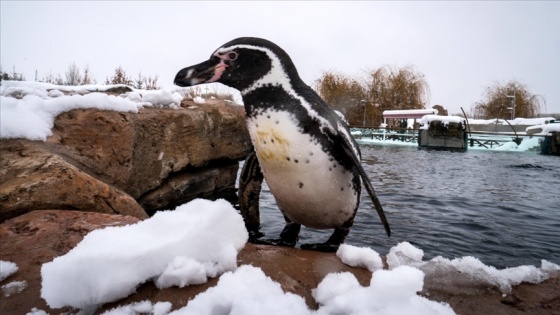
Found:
[174,37,301,93]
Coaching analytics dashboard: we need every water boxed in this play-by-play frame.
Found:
[248,145,560,269]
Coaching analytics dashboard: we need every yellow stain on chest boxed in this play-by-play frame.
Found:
[253,127,291,166]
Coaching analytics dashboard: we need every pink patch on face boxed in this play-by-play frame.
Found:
[208,61,227,83]
[207,52,232,83]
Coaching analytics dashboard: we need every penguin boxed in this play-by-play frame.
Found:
[174,37,390,252]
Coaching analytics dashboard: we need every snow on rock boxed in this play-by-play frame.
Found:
[40,198,248,309]
[0,81,184,141]
[139,90,183,108]
[192,96,205,104]
[155,256,208,289]
[314,266,456,315]
[101,300,172,315]
[542,259,560,272]
[420,256,549,293]
[0,260,19,281]
[386,242,560,293]
[336,244,383,272]
[26,308,49,315]
[169,265,310,315]
[386,241,424,269]
[1,280,27,297]
[312,272,361,306]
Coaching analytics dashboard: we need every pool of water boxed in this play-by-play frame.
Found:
[247,145,560,269]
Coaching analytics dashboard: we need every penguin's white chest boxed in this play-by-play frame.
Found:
[247,109,357,229]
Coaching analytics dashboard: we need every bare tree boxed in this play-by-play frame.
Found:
[133,72,145,89]
[105,66,132,85]
[144,75,159,90]
[81,65,96,85]
[65,62,82,86]
[471,80,546,119]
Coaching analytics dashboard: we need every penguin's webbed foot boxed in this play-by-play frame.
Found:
[250,221,300,247]
[299,226,349,252]
[300,242,340,252]
[248,229,265,240]
[251,238,297,247]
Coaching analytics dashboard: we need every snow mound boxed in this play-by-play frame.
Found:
[169,265,310,315]
[314,266,456,315]
[336,244,383,272]
[41,199,248,309]
[386,241,424,268]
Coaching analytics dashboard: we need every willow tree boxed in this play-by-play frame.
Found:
[361,65,430,126]
[471,80,546,119]
[314,71,366,123]
[315,65,430,126]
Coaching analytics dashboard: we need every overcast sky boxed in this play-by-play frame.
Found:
[2,1,559,115]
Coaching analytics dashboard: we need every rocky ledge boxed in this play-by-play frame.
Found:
[0,98,252,222]
[0,210,558,315]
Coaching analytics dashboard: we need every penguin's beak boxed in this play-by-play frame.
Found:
[174,57,227,87]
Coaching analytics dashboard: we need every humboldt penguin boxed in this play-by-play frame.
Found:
[174,37,390,252]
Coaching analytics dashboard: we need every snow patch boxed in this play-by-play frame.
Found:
[2,280,27,297]
[387,241,424,268]
[169,265,309,315]
[336,244,383,272]
[26,308,49,315]
[101,300,172,315]
[314,266,456,315]
[0,260,18,281]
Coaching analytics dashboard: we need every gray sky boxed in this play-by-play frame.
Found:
[2,1,559,115]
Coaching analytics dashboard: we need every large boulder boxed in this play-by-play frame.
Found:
[0,140,147,222]
[0,98,251,222]
[46,100,251,199]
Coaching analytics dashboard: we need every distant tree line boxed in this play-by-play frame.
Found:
[315,66,546,124]
[0,63,159,90]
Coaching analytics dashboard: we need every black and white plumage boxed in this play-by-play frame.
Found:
[174,37,390,252]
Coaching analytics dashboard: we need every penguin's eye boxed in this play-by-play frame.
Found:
[227,51,238,60]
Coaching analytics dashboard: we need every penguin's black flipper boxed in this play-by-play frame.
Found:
[239,152,265,240]
[336,123,391,237]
